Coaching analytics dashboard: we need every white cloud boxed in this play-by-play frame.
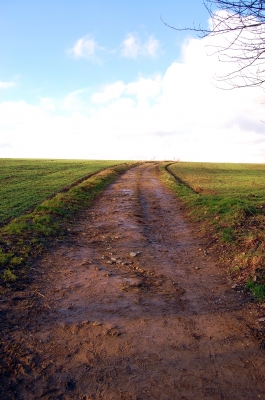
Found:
[144,36,160,58]
[91,82,126,104]
[63,88,89,111]
[0,142,11,148]
[126,75,162,101]
[121,33,140,59]
[68,32,160,63]
[0,81,15,89]
[91,76,162,104]
[40,97,56,112]
[121,33,160,59]
[68,35,102,60]
[2,18,265,162]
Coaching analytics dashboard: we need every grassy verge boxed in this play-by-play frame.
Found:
[0,159,127,226]
[160,162,265,301]
[0,162,137,286]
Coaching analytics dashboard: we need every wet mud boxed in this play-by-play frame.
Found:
[1,163,265,399]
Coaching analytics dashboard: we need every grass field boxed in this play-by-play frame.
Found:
[0,161,137,284]
[162,162,265,300]
[0,159,125,226]
[1,159,264,300]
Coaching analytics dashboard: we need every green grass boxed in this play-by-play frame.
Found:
[0,159,126,226]
[161,162,265,300]
[165,161,265,224]
[245,280,265,301]
[0,161,137,285]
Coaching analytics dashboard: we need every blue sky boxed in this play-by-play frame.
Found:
[1,0,265,162]
[0,0,207,102]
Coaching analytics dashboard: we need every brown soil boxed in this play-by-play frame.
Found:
[1,163,265,400]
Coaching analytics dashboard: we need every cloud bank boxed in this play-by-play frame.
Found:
[1,29,265,162]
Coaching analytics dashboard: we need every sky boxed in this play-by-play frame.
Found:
[1,0,265,162]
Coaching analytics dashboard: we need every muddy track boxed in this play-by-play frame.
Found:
[1,163,265,399]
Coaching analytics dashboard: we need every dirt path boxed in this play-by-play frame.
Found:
[1,163,265,399]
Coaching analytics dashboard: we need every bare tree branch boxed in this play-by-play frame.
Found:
[162,0,265,88]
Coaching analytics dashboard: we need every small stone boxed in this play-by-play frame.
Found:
[81,320,89,326]
[80,260,91,266]
[111,257,117,262]
[258,317,265,322]
[130,251,140,257]
[92,321,102,327]
[106,327,121,337]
